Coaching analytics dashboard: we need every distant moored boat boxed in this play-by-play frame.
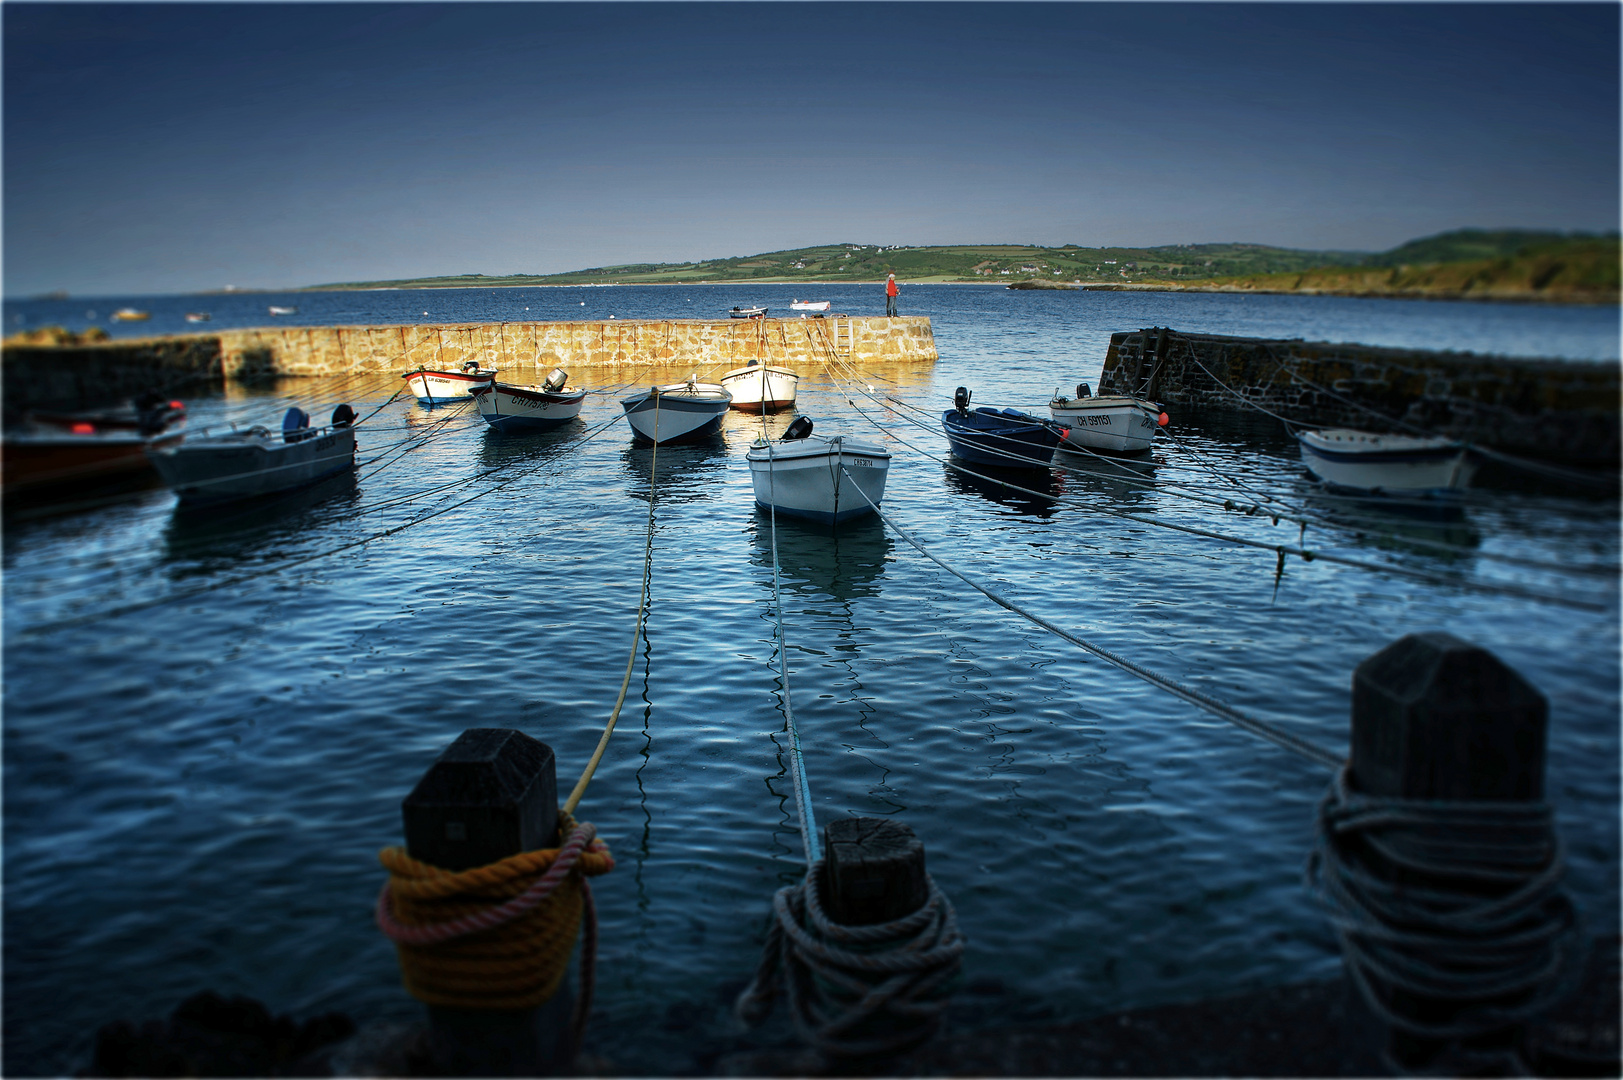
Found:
[110,308,149,322]
[268,306,297,316]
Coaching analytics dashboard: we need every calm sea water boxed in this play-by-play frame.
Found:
[4,286,1619,1075]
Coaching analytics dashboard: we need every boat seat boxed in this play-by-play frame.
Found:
[283,407,315,443]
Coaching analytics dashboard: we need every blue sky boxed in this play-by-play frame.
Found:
[4,2,1618,296]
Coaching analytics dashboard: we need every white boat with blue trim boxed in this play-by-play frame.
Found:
[746,417,891,525]
[1298,428,1476,494]
[1049,383,1161,453]
[621,376,732,444]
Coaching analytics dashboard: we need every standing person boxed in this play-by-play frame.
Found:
[885,273,899,317]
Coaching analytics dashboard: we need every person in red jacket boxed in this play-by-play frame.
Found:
[885,273,899,317]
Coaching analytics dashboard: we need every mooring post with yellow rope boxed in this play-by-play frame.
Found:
[375,728,614,1076]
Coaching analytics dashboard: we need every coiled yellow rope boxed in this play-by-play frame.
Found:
[377,813,615,1010]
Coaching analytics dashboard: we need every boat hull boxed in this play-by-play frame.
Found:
[621,384,732,444]
[472,383,586,431]
[1049,396,1160,453]
[147,427,357,504]
[720,365,799,412]
[942,407,1060,468]
[402,368,497,404]
[1298,430,1476,494]
[746,435,891,524]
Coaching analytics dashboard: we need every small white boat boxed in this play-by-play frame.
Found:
[471,368,586,431]
[110,308,150,322]
[789,300,830,312]
[1298,428,1476,494]
[729,306,768,319]
[620,376,731,444]
[720,362,799,412]
[184,312,211,323]
[268,306,298,316]
[1049,383,1161,453]
[746,417,891,525]
[402,361,498,404]
[146,405,357,505]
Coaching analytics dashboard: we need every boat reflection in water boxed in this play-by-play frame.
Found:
[619,437,727,504]
[1051,447,1158,505]
[1301,486,1480,558]
[476,418,584,470]
[162,469,360,570]
[750,511,891,604]
[942,460,1061,519]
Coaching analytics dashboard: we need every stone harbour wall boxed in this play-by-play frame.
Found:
[1,336,223,415]
[1099,327,1620,467]
[216,316,937,379]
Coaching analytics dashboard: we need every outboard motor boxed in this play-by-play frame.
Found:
[783,416,815,441]
[331,403,356,429]
[1075,382,1092,399]
[542,367,568,393]
[953,386,972,415]
[462,360,482,374]
[282,406,311,443]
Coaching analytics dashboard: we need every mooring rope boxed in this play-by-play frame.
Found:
[810,351,1605,585]
[1308,766,1584,1069]
[19,409,627,637]
[762,421,820,864]
[830,390,1610,612]
[735,854,965,1058]
[839,466,1343,768]
[562,392,662,815]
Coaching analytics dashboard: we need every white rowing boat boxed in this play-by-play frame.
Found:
[720,363,799,412]
[1298,428,1476,494]
[746,417,891,525]
[621,376,732,444]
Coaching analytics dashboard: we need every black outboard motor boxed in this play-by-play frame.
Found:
[462,360,481,374]
[542,367,568,393]
[1075,382,1092,399]
[953,386,972,414]
[331,403,357,429]
[783,416,815,441]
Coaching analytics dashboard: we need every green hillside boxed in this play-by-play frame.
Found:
[1183,232,1619,303]
[307,230,1619,303]
[308,241,1366,291]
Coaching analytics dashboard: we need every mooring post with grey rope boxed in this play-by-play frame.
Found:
[1310,632,1585,1076]
[736,816,964,1065]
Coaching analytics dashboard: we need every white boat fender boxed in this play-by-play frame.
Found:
[543,367,568,393]
[282,407,313,443]
[332,403,357,428]
[953,386,972,415]
[783,416,814,440]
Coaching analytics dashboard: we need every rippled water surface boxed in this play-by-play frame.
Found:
[4,286,1619,1075]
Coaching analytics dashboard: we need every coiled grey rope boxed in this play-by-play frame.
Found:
[1309,767,1583,1056]
[735,856,965,1058]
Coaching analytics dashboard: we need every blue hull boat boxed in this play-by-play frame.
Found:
[942,404,1062,469]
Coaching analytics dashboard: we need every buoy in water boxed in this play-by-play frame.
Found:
[1158,412,1170,426]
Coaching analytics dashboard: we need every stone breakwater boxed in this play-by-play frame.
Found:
[217,316,937,379]
[1,318,937,412]
[1099,327,1620,467]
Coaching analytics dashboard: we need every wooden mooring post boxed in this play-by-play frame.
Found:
[1346,632,1554,1072]
[400,728,574,1077]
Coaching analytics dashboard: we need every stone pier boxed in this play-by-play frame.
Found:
[1,317,937,412]
[1099,327,1620,467]
[217,316,937,379]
